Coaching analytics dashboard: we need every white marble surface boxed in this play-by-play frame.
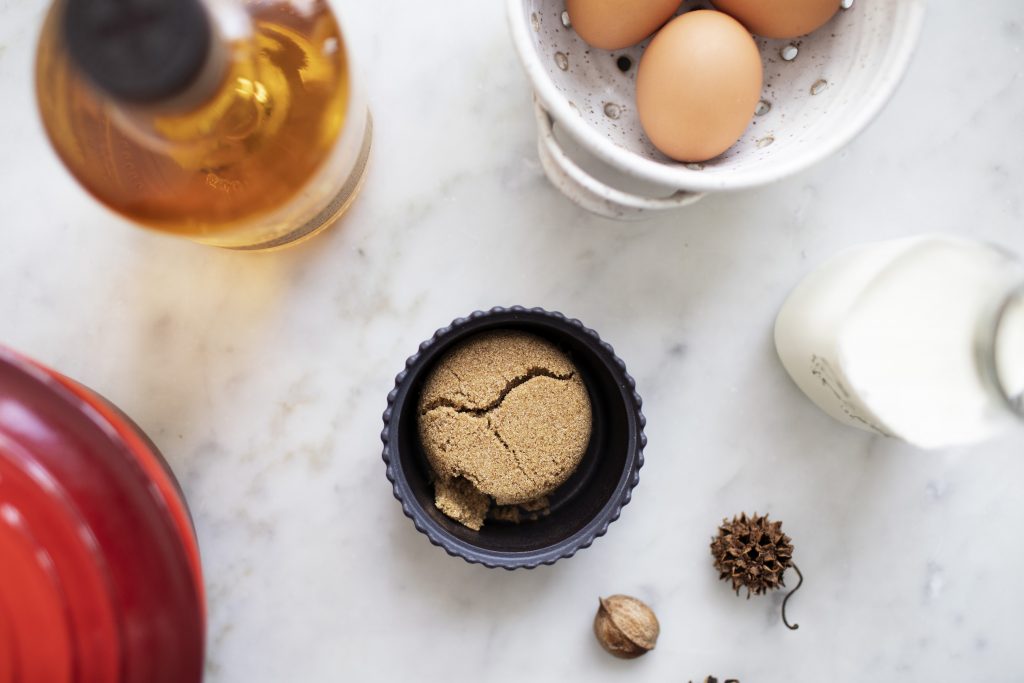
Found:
[2,1,1023,681]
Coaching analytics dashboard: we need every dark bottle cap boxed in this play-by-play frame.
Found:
[63,0,212,104]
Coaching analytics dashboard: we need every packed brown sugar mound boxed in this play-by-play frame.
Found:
[418,330,593,530]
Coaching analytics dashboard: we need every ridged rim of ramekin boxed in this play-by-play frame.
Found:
[381,306,646,569]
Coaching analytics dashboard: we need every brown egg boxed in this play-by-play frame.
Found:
[566,0,682,50]
[712,0,840,39]
[636,10,763,162]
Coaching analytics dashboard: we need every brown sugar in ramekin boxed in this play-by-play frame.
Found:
[418,330,592,530]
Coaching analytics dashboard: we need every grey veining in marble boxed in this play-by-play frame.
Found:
[1,1,1022,681]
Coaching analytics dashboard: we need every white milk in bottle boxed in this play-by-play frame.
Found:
[775,235,1024,449]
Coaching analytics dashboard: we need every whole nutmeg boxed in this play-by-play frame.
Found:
[593,594,660,659]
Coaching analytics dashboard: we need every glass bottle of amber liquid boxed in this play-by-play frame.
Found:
[36,0,371,250]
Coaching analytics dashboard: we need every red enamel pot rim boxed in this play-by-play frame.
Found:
[0,346,205,683]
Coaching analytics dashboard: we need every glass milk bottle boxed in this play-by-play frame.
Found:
[36,0,371,250]
[774,235,1024,449]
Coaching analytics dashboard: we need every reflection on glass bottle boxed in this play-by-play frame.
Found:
[36,0,372,250]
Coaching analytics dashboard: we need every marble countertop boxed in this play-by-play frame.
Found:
[2,1,1023,681]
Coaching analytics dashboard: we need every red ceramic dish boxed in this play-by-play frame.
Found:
[0,347,204,683]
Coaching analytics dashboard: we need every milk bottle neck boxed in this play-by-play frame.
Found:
[979,281,1024,423]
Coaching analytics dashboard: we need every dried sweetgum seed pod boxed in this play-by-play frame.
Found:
[710,512,804,630]
[711,512,794,597]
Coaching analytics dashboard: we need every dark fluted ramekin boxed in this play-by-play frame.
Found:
[381,306,646,569]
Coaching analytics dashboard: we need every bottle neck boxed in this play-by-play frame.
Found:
[101,1,266,164]
[112,1,252,116]
[978,279,1024,423]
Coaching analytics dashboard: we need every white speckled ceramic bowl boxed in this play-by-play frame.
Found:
[508,0,926,219]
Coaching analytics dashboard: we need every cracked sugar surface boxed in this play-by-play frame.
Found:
[418,330,593,515]
[420,329,577,411]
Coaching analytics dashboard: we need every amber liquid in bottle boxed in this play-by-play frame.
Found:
[36,1,371,249]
